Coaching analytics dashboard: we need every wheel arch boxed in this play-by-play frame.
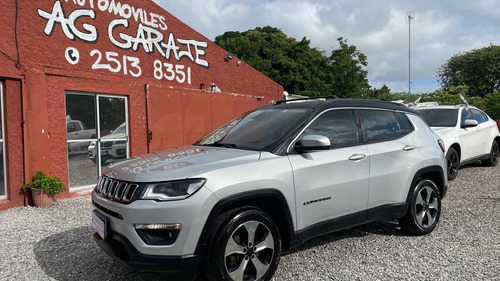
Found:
[449,143,461,162]
[406,166,447,203]
[195,189,296,257]
[494,136,500,146]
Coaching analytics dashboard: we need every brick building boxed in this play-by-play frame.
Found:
[0,0,282,210]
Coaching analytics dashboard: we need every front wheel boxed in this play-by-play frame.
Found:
[206,209,281,281]
[483,140,499,166]
[399,179,442,235]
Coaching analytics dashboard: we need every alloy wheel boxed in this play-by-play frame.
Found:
[224,220,275,281]
[414,186,439,229]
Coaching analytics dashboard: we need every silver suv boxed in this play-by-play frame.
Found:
[92,97,448,281]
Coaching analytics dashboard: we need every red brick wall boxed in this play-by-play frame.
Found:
[0,0,283,209]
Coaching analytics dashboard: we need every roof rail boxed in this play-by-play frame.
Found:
[276,95,340,105]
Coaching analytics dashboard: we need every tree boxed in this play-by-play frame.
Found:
[328,37,370,98]
[437,44,500,97]
[215,26,331,96]
[368,84,391,99]
[215,27,371,98]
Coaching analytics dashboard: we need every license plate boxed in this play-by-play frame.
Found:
[92,212,107,239]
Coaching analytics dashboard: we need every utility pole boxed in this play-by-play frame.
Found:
[406,11,415,103]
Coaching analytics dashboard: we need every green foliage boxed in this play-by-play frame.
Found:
[484,93,500,119]
[22,171,67,196]
[215,27,369,98]
[329,37,370,98]
[438,44,500,97]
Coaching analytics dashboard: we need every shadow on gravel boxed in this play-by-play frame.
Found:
[34,222,407,280]
[33,226,165,281]
[283,220,406,256]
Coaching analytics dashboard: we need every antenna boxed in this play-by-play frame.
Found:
[406,11,415,103]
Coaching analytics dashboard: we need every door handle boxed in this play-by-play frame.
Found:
[403,145,416,151]
[349,153,367,161]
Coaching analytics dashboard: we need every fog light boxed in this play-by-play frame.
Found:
[134,223,182,245]
[135,223,182,230]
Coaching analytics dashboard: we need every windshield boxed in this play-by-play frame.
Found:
[196,108,311,151]
[418,109,458,127]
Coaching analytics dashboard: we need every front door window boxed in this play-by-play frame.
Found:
[66,92,128,189]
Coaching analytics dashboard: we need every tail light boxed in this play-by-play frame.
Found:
[438,139,445,153]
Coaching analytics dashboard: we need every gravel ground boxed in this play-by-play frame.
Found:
[0,163,499,281]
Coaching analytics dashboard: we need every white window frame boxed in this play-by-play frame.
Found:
[65,91,129,190]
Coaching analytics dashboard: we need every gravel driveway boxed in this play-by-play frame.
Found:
[1,163,499,281]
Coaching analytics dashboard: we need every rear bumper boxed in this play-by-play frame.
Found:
[94,231,201,281]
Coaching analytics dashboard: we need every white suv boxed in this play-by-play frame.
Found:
[417,105,500,180]
[92,97,448,281]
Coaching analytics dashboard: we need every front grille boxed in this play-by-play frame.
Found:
[95,176,139,204]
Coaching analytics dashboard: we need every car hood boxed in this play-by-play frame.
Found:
[102,145,261,182]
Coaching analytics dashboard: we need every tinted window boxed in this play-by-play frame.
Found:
[360,110,401,142]
[397,112,414,135]
[303,109,359,148]
[471,109,488,124]
[197,108,311,151]
[461,108,473,125]
[419,109,458,127]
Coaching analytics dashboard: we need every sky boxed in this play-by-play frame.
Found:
[153,0,500,94]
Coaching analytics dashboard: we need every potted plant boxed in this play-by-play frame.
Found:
[22,171,67,207]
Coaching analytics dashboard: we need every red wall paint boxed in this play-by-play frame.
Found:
[0,0,282,209]
[0,80,25,210]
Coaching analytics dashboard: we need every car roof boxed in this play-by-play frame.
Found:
[259,98,420,114]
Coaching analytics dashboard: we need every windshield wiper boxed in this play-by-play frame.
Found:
[212,142,237,148]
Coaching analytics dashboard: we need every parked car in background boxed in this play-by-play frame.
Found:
[67,119,96,152]
[417,105,500,180]
[88,123,127,164]
[92,97,448,281]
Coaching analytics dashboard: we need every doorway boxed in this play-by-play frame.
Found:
[65,92,128,189]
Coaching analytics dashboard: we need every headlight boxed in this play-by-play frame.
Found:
[141,178,206,201]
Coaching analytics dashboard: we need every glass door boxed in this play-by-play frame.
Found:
[66,92,128,189]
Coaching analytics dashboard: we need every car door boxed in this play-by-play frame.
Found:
[359,110,423,209]
[288,109,370,231]
[460,108,490,161]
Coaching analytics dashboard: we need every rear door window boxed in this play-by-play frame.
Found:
[359,110,401,143]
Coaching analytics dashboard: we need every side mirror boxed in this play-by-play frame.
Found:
[463,119,478,128]
[294,135,331,153]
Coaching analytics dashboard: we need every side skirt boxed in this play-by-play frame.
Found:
[288,203,407,248]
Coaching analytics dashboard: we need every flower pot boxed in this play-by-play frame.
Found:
[31,189,53,207]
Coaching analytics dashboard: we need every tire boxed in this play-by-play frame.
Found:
[399,179,442,235]
[483,140,499,167]
[205,209,281,281]
[446,147,460,181]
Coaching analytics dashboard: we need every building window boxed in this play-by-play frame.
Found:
[0,82,6,199]
[66,92,128,189]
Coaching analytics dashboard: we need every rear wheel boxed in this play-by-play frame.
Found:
[446,147,460,181]
[399,179,441,235]
[205,209,281,281]
[483,140,499,166]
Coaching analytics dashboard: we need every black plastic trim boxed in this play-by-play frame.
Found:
[94,225,200,280]
[195,189,296,252]
[293,203,407,247]
[92,199,123,220]
[406,165,448,201]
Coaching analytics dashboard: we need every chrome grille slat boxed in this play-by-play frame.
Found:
[95,176,139,204]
